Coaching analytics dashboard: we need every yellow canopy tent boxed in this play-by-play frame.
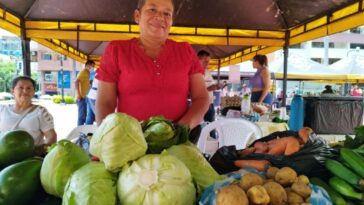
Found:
[0,0,363,69]
[1,0,364,105]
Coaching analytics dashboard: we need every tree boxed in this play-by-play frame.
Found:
[0,59,16,92]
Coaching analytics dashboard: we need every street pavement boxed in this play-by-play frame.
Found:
[37,99,78,140]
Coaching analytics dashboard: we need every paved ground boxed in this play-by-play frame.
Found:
[37,99,78,140]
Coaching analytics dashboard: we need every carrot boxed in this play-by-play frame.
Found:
[298,127,313,144]
[267,137,300,156]
[284,137,300,155]
[239,147,256,155]
[254,141,268,153]
[233,159,270,171]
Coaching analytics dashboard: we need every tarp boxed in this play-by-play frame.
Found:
[330,51,364,75]
[0,0,363,68]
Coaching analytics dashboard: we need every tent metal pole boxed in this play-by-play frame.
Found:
[282,30,289,107]
[20,19,31,76]
[217,60,221,85]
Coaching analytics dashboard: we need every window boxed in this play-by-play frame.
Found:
[350,28,361,34]
[31,51,38,62]
[44,72,55,82]
[289,43,301,48]
[312,42,324,48]
[311,58,322,63]
[41,53,52,60]
[312,42,334,48]
[56,55,67,61]
[328,58,341,65]
[350,43,364,49]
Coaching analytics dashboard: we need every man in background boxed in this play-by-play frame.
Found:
[198,50,220,138]
[75,60,95,126]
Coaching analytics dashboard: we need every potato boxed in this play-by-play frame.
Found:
[287,191,304,204]
[291,181,311,198]
[247,185,270,204]
[263,181,287,205]
[295,175,310,185]
[217,185,248,205]
[266,167,279,179]
[275,167,297,186]
[239,173,264,191]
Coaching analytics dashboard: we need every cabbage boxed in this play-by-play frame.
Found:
[142,116,175,141]
[141,116,189,154]
[167,142,225,194]
[63,162,117,205]
[90,113,147,172]
[40,140,90,197]
[117,153,196,205]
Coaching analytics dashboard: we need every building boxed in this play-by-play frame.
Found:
[0,34,84,96]
[36,44,84,96]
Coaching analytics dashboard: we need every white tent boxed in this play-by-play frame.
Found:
[330,52,364,75]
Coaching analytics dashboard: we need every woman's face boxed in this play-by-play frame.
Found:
[134,0,174,40]
[252,60,259,69]
[12,80,35,103]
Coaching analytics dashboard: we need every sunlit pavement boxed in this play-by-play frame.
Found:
[37,100,78,140]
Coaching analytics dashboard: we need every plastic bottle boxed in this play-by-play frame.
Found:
[241,94,251,115]
[288,95,304,131]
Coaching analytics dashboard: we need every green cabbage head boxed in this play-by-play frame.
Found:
[63,162,117,205]
[117,152,196,205]
[90,113,147,172]
[40,140,90,197]
[167,142,225,194]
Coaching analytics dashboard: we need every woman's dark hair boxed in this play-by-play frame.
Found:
[197,50,210,58]
[253,54,268,67]
[137,0,175,10]
[12,76,36,89]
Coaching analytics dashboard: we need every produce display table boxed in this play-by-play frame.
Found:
[304,96,364,134]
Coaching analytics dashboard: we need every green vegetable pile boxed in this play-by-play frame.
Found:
[6,112,222,205]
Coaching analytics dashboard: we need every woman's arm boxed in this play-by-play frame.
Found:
[96,80,117,125]
[259,69,271,103]
[43,129,57,145]
[178,73,209,129]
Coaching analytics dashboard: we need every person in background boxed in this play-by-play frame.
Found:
[0,76,57,155]
[75,60,95,126]
[241,83,251,96]
[250,54,273,105]
[85,77,98,125]
[321,85,335,94]
[95,0,209,130]
[350,85,363,96]
[198,50,221,126]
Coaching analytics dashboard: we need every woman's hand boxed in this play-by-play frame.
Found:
[178,73,209,129]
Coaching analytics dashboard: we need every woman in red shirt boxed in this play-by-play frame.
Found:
[96,0,209,129]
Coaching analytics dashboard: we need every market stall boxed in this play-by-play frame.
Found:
[1,112,364,204]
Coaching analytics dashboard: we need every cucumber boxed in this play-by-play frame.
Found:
[310,177,347,205]
[353,149,364,156]
[340,148,364,178]
[329,176,364,201]
[325,159,364,189]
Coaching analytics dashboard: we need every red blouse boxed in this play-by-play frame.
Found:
[97,38,204,122]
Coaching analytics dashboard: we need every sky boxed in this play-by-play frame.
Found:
[0,28,16,37]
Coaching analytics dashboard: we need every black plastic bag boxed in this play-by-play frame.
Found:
[209,131,339,178]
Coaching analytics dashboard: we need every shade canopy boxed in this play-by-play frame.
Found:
[0,0,363,68]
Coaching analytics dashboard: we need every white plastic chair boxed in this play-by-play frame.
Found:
[66,124,98,141]
[197,118,263,155]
